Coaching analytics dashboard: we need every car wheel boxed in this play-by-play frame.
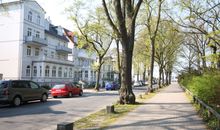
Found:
[41,94,47,102]
[79,91,83,96]
[12,96,21,107]
[68,92,72,98]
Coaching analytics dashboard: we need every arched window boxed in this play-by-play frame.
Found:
[45,66,50,77]
[58,67,62,77]
[33,66,37,77]
[69,68,72,78]
[52,66,56,77]
[64,68,68,78]
[26,65,31,77]
[28,11,32,21]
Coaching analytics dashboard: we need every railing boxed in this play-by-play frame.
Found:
[25,36,47,46]
[33,56,74,66]
[181,86,220,129]
[56,46,72,53]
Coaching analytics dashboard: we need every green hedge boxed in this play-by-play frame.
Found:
[179,70,220,105]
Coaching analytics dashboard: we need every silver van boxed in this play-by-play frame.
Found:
[0,80,48,106]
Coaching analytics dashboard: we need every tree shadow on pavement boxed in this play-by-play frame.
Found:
[0,100,66,118]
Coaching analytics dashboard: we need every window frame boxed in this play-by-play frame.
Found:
[27,46,31,56]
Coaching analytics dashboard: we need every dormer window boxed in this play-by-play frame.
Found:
[37,15,40,24]
[28,11,32,22]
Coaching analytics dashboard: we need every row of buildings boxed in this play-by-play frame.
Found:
[0,0,117,86]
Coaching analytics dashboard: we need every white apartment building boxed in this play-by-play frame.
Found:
[0,0,75,86]
[70,47,97,83]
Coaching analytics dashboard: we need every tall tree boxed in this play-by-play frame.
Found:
[67,3,113,91]
[143,0,164,91]
[102,0,143,104]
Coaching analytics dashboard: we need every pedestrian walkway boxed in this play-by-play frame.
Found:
[107,83,207,130]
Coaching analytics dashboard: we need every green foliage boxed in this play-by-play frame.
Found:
[179,70,220,105]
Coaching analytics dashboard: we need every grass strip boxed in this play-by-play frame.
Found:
[74,92,156,130]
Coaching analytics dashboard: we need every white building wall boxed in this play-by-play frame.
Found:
[0,3,22,79]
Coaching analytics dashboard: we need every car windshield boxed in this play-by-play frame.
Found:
[0,81,8,88]
[53,84,65,89]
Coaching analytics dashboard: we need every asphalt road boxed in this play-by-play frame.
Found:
[0,87,148,130]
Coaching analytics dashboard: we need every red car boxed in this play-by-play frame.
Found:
[50,83,83,98]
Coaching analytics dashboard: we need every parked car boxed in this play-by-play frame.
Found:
[105,81,119,90]
[50,83,83,98]
[132,81,142,87]
[0,80,48,106]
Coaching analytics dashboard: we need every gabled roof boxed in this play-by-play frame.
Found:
[0,0,46,13]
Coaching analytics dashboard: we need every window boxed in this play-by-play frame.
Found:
[35,48,39,56]
[91,71,93,79]
[69,68,72,78]
[44,50,48,57]
[27,46,31,56]
[45,65,50,77]
[79,71,82,79]
[52,66,56,77]
[85,70,88,78]
[51,51,54,58]
[29,82,39,89]
[64,68,67,78]
[26,65,31,77]
[40,66,42,77]
[36,31,40,38]
[33,66,37,77]
[27,28,32,36]
[37,15,40,24]
[58,67,62,77]
[28,11,32,21]
[12,81,29,88]
[74,71,77,80]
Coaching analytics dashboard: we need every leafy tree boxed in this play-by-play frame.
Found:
[66,2,113,91]
[102,0,143,104]
[142,0,164,91]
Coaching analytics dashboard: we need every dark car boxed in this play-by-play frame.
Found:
[105,81,119,90]
[0,80,48,106]
[50,83,83,98]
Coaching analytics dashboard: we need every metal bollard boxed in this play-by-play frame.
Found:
[57,122,74,130]
[106,105,115,114]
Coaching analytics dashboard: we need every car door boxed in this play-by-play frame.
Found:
[71,84,79,95]
[11,81,31,101]
[28,81,42,99]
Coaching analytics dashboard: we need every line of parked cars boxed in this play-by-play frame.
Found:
[0,80,83,107]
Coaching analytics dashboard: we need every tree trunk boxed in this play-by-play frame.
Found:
[165,71,169,85]
[143,64,146,83]
[168,71,172,84]
[95,66,101,91]
[162,68,165,85]
[95,57,103,91]
[149,41,155,91]
[158,66,162,87]
[116,39,121,86]
[137,64,139,81]
[119,44,135,104]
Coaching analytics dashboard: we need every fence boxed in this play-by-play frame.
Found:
[181,86,220,129]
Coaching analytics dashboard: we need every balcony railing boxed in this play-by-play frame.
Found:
[33,56,74,66]
[56,46,72,54]
[25,36,48,46]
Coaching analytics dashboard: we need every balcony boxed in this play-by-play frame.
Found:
[33,56,74,66]
[25,36,48,46]
[56,46,72,54]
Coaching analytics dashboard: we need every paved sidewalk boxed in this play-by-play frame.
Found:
[107,83,207,130]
